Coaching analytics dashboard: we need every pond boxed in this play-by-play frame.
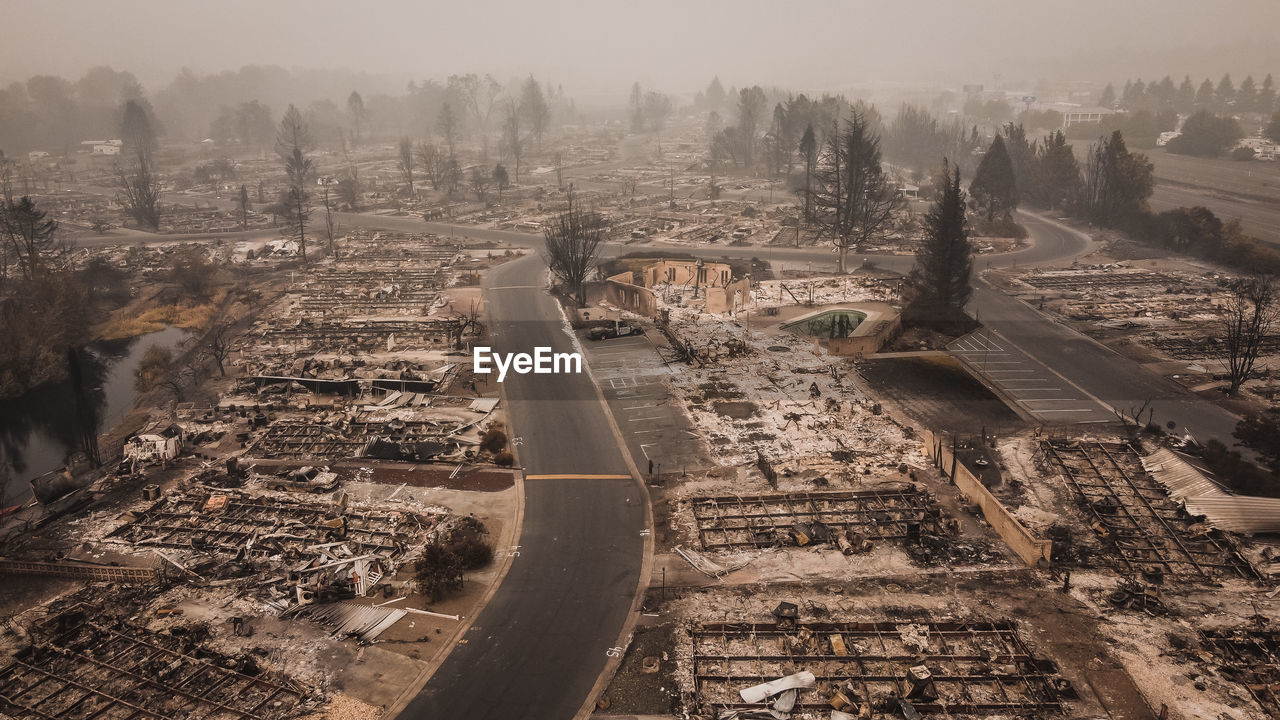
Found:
[0,326,188,505]
[781,309,867,339]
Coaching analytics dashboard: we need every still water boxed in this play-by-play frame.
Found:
[0,326,188,506]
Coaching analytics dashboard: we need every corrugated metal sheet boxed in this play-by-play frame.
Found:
[1143,447,1280,535]
[469,397,500,413]
[1182,496,1280,535]
[1141,447,1229,500]
[298,601,406,642]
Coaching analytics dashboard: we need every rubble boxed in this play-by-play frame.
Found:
[0,597,317,719]
[1041,440,1259,581]
[691,620,1073,716]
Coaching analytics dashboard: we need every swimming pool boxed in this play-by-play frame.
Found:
[781,309,867,339]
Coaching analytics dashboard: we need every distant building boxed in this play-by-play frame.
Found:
[1238,136,1277,159]
[27,151,49,161]
[1060,106,1115,128]
[81,139,123,156]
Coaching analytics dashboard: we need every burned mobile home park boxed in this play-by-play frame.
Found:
[3,2,1280,719]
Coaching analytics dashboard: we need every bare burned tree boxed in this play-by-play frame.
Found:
[320,180,338,259]
[543,191,607,307]
[470,166,491,201]
[1221,275,1280,395]
[200,322,234,376]
[416,141,442,191]
[117,99,162,229]
[503,101,523,184]
[445,300,484,350]
[398,137,415,198]
[812,111,902,273]
[277,105,315,262]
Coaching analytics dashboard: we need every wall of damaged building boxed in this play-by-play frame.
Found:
[642,260,734,288]
[607,262,752,318]
[924,428,1053,567]
[605,271,660,317]
[822,316,902,356]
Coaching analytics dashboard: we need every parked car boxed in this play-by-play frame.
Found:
[588,322,644,341]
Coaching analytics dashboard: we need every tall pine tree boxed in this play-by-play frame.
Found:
[909,161,973,320]
[970,135,1018,221]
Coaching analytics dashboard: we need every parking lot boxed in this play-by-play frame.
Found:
[949,330,1115,425]
[578,332,707,476]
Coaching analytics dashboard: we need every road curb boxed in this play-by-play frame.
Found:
[382,297,527,719]
[568,310,657,720]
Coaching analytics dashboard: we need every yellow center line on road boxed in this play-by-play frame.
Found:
[524,474,633,480]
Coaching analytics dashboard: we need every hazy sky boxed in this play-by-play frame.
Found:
[3,0,1278,97]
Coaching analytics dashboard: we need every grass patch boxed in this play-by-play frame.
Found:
[95,288,227,340]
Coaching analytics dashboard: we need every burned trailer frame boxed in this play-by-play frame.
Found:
[691,620,1071,715]
[1019,271,1178,291]
[107,492,420,561]
[0,604,310,720]
[249,318,461,353]
[1202,627,1280,717]
[689,487,941,551]
[1041,441,1258,582]
[249,417,457,460]
[1147,335,1280,361]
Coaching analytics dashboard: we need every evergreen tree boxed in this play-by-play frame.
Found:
[1030,131,1081,211]
[1195,79,1216,107]
[1216,73,1236,109]
[1098,83,1116,109]
[1176,76,1196,113]
[1260,75,1277,115]
[1239,75,1258,113]
[798,123,817,221]
[909,160,972,316]
[1002,124,1033,203]
[1080,131,1154,227]
[520,76,551,148]
[706,76,726,111]
[1265,112,1280,144]
[1153,76,1177,112]
[238,184,249,231]
[970,135,1018,221]
[1166,110,1243,158]
[629,82,644,132]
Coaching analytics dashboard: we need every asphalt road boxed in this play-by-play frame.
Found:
[965,214,1245,443]
[396,252,645,719]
